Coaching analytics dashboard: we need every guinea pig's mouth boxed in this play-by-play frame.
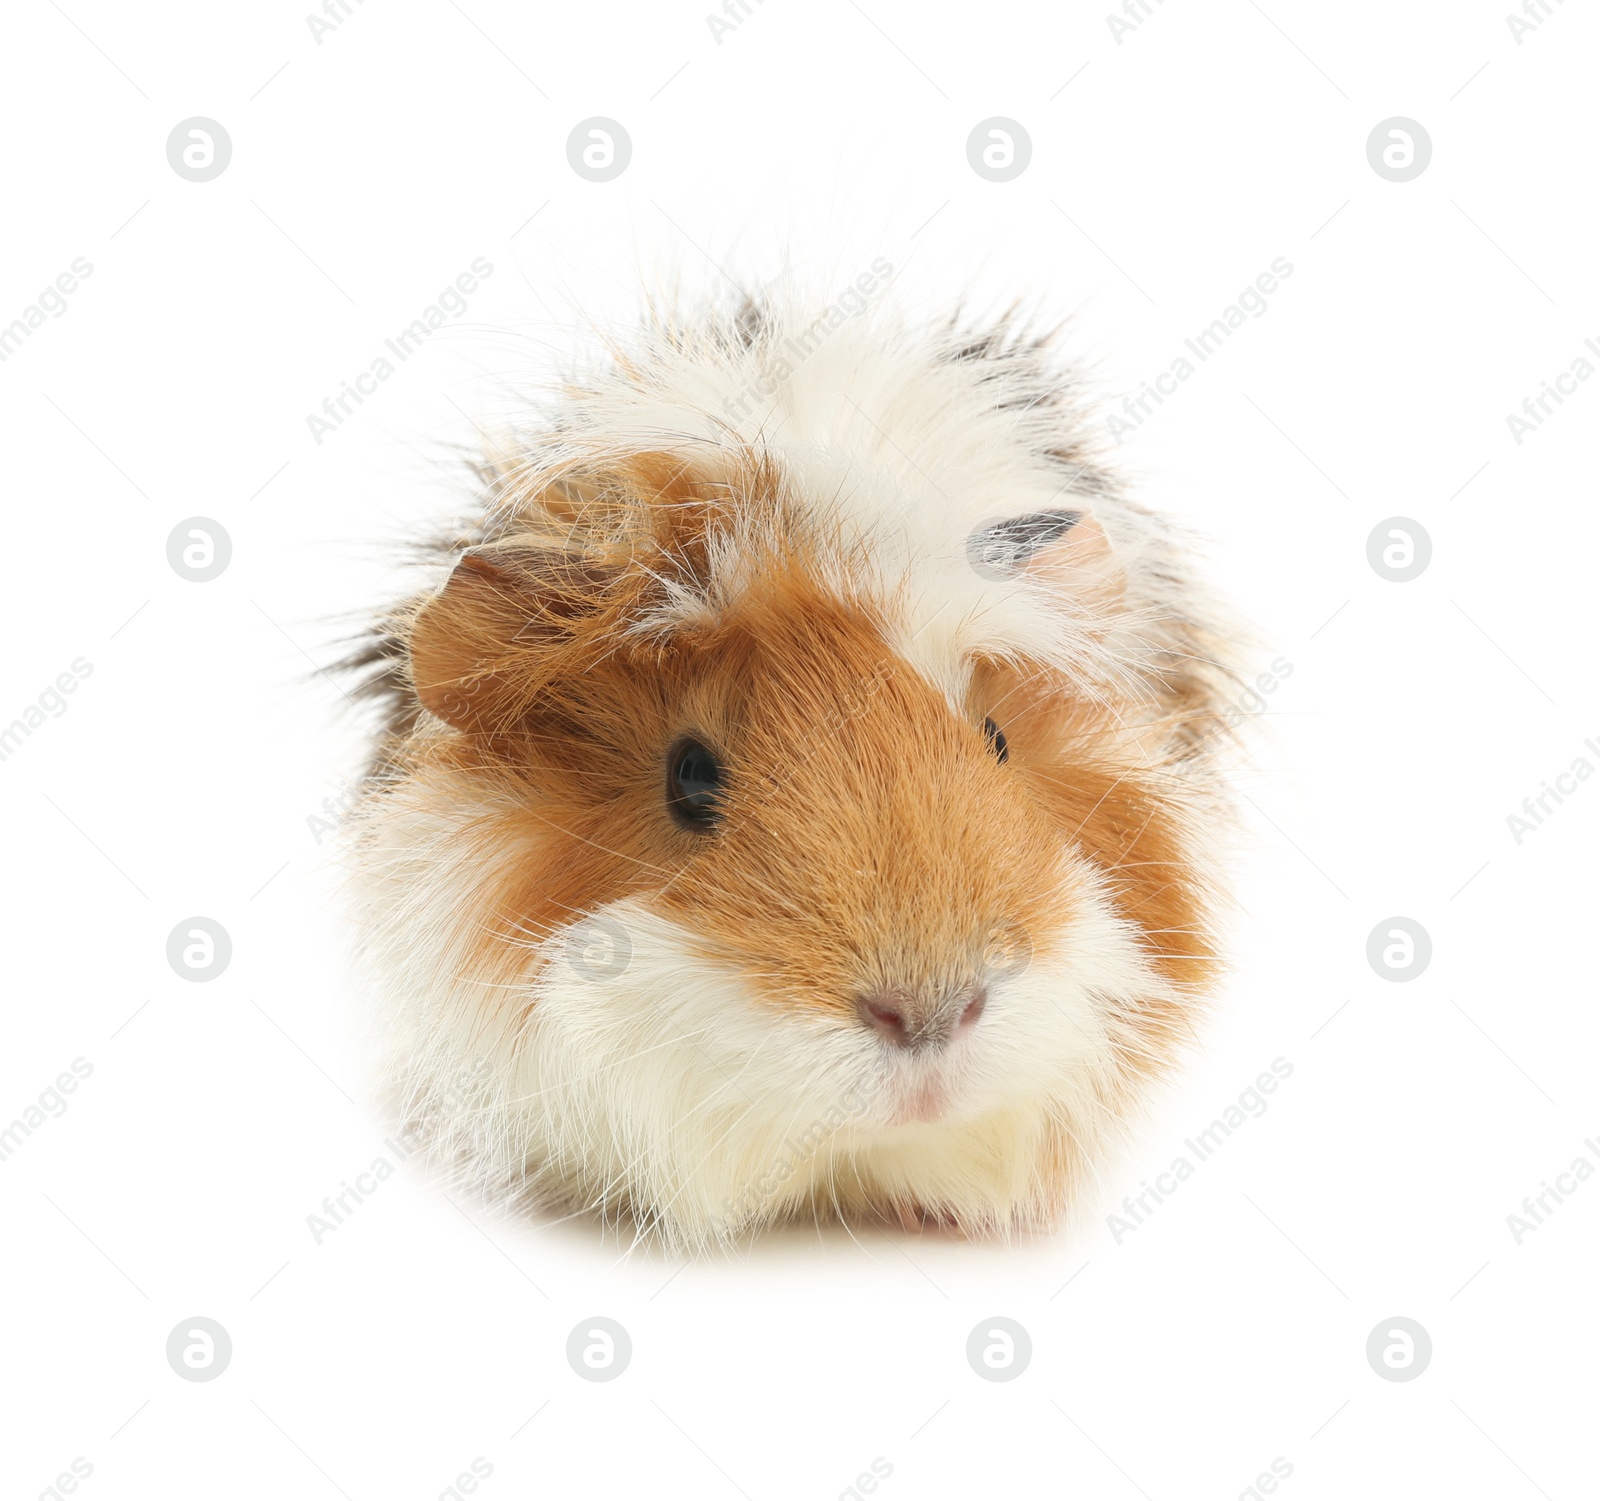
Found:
[876,1045,986,1126]
[888,1076,953,1125]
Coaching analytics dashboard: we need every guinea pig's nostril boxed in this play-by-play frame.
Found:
[855,992,912,1046]
[855,986,986,1048]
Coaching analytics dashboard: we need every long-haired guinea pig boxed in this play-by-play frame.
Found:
[344,285,1243,1249]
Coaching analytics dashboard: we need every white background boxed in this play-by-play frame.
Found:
[3,0,1597,1497]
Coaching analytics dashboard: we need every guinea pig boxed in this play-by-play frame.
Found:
[344,285,1244,1250]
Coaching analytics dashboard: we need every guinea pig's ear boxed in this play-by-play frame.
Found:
[977,507,1125,602]
[408,543,613,732]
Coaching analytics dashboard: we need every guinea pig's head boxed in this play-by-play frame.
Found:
[376,444,1225,1240]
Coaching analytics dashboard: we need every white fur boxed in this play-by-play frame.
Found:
[488,288,1228,715]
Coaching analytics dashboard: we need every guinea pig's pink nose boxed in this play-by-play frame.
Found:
[854,985,987,1050]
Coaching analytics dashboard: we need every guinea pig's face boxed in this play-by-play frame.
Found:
[644,582,1066,1129]
[399,462,1211,1168]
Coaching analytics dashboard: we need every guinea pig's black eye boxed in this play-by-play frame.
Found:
[983,718,1009,763]
[667,738,725,829]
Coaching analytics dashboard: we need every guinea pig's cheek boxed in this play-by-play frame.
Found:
[534,895,877,1109]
